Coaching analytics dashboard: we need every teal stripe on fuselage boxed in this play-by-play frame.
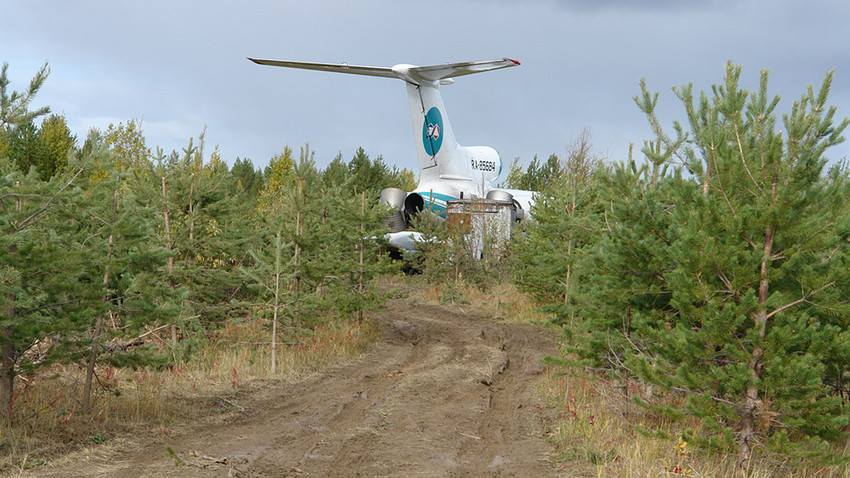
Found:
[415,191,457,217]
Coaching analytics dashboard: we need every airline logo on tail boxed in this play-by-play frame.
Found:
[422,107,443,156]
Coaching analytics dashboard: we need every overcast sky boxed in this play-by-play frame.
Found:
[3,0,849,177]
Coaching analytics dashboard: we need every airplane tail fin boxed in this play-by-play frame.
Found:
[390,60,519,175]
[249,57,520,182]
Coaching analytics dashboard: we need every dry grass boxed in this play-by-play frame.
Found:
[0,319,377,472]
[537,369,850,477]
[389,274,547,325]
[196,318,378,380]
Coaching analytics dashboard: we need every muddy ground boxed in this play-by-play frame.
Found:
[22,301,575,477]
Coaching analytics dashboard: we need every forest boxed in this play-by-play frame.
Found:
[2,60,850,476]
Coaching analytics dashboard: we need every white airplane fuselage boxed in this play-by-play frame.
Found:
[249,57,535,247]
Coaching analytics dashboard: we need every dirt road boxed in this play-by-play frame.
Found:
[25,301,565,477]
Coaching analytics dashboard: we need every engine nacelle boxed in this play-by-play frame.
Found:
[404,192,425,219]
[486,189,525,222]
[383,188,452,230]
[402,192,447,226]
[380,187,408,232]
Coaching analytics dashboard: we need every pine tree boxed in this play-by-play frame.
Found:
[73,133,175,410]
[0,62,92,420]
[503,157,525,189]
[231,156,264,198]
[322,153,348,190]
[6,120,47,175]
[579,63,850,469]
[37,114,75,179]
[241,230,293,374]
[512,129,605,312]
[6,114,76,179]
[0,156,91,420]
[253,147,322,336]
[503,153,563,191]
[0,62,49,132]
[124,129,252,360]
[319,186,394,322]
[246,145,395,345]
[104,119,150,172]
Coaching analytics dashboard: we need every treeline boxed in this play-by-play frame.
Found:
[0,62,414,420]
[507,63,850,470]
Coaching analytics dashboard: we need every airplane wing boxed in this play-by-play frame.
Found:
[248,58,396,79]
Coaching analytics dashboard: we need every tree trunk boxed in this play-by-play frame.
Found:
[82,315,104,412]
[0,325,15,423]
[564,187,576,326]
[358,192,365,324]
[2,199,21,421]
[292,209,301,326]
[564,240,572,307]
[271,232,281,374]
[161,177,173,276]
[161,177,179,347]
[291,182,303,326]
[84,191,118,412]
[737,225,774,473]
[187,172,195,267]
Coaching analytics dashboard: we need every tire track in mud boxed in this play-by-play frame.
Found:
[24,301,564,477]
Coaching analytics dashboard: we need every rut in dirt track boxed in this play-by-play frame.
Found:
[26,300,564,478]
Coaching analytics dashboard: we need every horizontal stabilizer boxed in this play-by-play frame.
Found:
[248,57,520,85]
[248,58,396,79]
[406,58,520,82]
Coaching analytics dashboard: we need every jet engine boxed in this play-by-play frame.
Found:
[486,189,525,222]
[380,187,408,232]
[403,193,426,219]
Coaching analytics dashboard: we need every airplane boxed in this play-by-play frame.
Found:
[248,56,536,250]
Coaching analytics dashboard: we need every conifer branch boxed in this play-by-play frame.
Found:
[765,281,835,320]
[709,149,737,216]
[715,267,740,300]
[796,222,834,251]
[0,62,50,129]
[16,167,84,232]
[734,124,764,195]
[20,298,84,317]
[741,232,756,250]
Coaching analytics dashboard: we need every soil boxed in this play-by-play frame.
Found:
[21,300,573,477]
